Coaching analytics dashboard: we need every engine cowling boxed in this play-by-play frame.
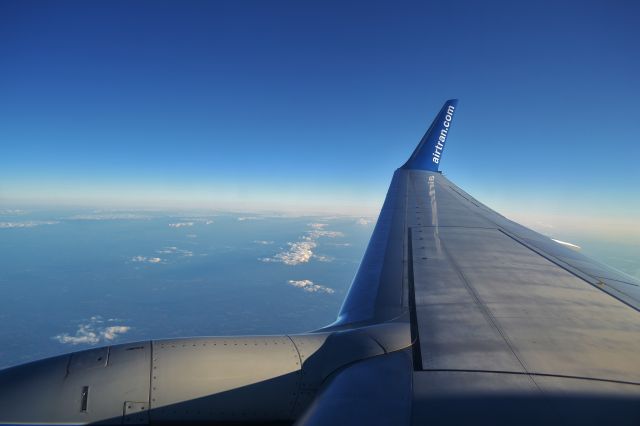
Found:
[0,323,410,424]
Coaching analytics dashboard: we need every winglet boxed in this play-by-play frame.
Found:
[402,99,458,171]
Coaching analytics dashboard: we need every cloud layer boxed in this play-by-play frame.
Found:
[260,223,344,266]
[172,217,214,225]
[238,216,262,221]
[287,279,335,294]
[0,221,59,229]
[0,209,27,215]
[131,255,163,264]
[156,246,193,257]
[66,213,150,221]
[169,222,194,228]
[53,316,131,345]
[263,241,316,265]
[356,217,374,225]
[131,246,196,265]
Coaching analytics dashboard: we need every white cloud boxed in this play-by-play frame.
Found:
[262,241,316,265]
[101,326,131,340]
[131,247,195,265]
[307,229,344,239]
[66,213,150,221]
[287,279,335,294]
[253,240,274,245]
[131,256,163,264]
[0,221,59,229]
[169,222,194,228]
[356,218,374,225]
[53,316,131,345]
[313,255,334,263]
[238,216,262,221]
[172,217,214,225]
[0,209,27,215]
[261,223,344,265]
[54,324,100,344]
[156,246,193,257]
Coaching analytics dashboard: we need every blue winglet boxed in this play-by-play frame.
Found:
[402,99,458,171]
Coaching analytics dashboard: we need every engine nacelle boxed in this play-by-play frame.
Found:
[0,323,410,424]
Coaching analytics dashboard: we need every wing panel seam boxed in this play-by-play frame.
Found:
[498,228,640,313]
[437,238,541,390]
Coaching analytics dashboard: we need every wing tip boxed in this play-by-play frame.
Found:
[402,99,459,172]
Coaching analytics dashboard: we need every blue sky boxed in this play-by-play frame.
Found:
[1,1,638,241]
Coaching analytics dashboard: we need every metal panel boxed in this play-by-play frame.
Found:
[123,401,149,424]
[150,336,301,422]
[412,226,640,383]
[0,341,151,424]
[412,371,640,426]
[68,346,108,372]
[437,172,640,307]
[289,323,411,418]
[297,351,413,426]
[416,303,526,372]
[407,171,494,228]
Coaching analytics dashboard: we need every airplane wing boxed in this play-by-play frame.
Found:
[1,100,639,425]
[307,99,640,425]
